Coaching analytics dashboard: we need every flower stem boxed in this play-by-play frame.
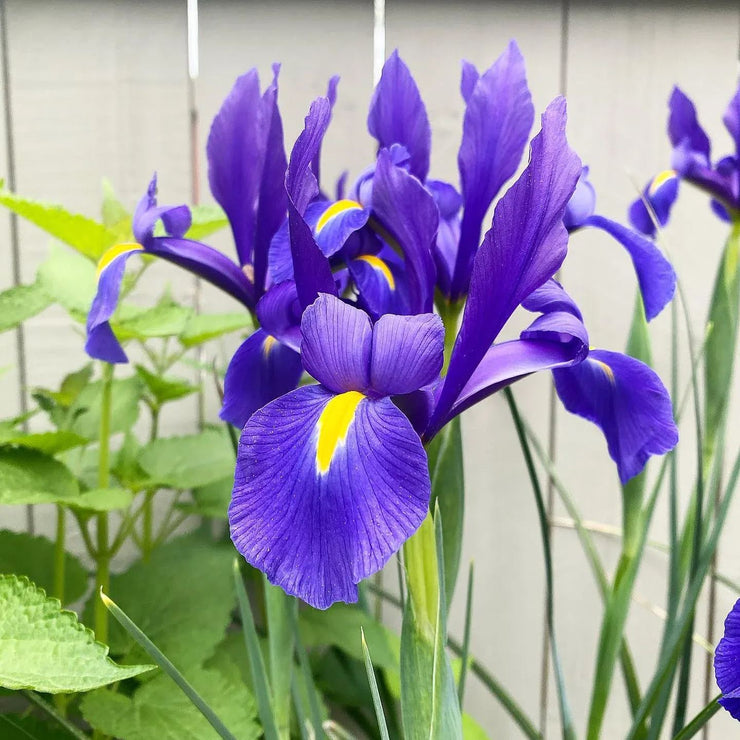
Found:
[53,504,66,604]
[94,362,114,644]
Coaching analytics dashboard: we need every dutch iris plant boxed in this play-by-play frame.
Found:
[85,41,679,610]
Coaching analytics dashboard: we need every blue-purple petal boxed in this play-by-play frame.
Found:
[220,329,303,428]
[229,385,429,609]
[553,349,678,484]
[370,312,444,396]
[563,166,596,230]
[460,60,479,104]
[368,50,431,181]
[255,280,302,352]
[724,86,740,157]
[668,86,711,159]
[300,294,372,393]
[314,200,370,257]
[716,599,740,720]
[132,175,191,247]
[581,214,676,320]
[627,171,679,237]
[522,278,583,320]
[453,40,534,297]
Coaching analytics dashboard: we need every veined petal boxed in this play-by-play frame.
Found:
[132,175,191,246]
[582,214,676,320]
[314,199,370,257]
[522,278,583,320]
[628,170,679,237]
[85,244,144,363]
[348,248,409,319]
[370,149,438,313]
[430,97,581,436]
[460,60,479,104]
[716,599,740,720]
[255,280,302,352]
[220,329,304,428]
[453,40,534,298]
[668,86,711,159]
[268,201,326,284]
[563,166,596,230]
[553,349,678,484]
[368,50,431,181]
[723,86,740,158]
[370,312,444,396]
[230,385,429,609]
[312,75,340,190]
[301,294,372,393]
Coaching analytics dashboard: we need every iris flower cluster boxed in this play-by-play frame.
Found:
[85,42,679,610]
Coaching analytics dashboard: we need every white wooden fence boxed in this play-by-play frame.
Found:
[1,1,739,737]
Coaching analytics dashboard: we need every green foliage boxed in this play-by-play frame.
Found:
[101,178,131,229]
[65,375,142,440]
[184,477,233,518]
[0,712,72,739]
[0,575,152,692]
[114,295,193,341]
[36,244,97,319]
[264,579,295,738]
[179,312,253,347]
[71,487,134,513]
[0,447,79,505]
[0,530,88,604]
[187,204,230,241]
[0,186,119,261]
[135,364,198,405]
[0,429,87,454]
[0,282,52,333]
[138,428,235,490]
[86,535,236,670]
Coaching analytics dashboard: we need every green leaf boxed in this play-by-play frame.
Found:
[0,530,88,604]
[0,188,117,261]
[138,428,235,490]
[462,713,490,739]
[0,575,151,692]
[67,375,142,440]
[298,603,398,671]
[186,204,229,241]
[0,282,52,333]
[0,447,79,505]
[0,712,73,739]
[625,292,653,366]
[179,312,253,347]
[101,179,130,228]
[427,415,465,605]
[82,663,259,740]
[361,629,391,740]
[114,297,193,341]
[36,244,97,318]
[135,365,198,405]
[264,579,295,738]
[0,430,87,454]
[182,477,233,518]
[70,487,134,513]
[85,535,236,669]
[400,512,462,739]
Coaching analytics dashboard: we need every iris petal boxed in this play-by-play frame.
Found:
[668,86,711,159]
[370,312,444,396]
[723,87,740,157]
[229,385,429,609]
[255,280,302,352]
[220,328,304,428]
[300,294,372,393]
[553,349,678,484]
[628,172,679,237]
[715,598,740,720]
[132,175,191,246]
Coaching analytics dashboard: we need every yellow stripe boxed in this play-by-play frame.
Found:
[96,242,144,278]
[262,335,277,358]
[315,199,363,234]
[316,391,364,474]
[648,169,676,197]
[593,359,616,384]
[356,254,395,290]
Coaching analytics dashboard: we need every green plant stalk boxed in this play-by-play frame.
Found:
[403,513,439,638]
[505,388,575,740]
[53,504,66,604]
[436,296,463,375]
[141,405,160,560]
[457,562,474,706]
[94,362,114,644]
[23,689,89,740]
[672,696,721,740]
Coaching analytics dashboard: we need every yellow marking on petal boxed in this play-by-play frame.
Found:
[356,254,396,290]
[593,359,616,385]
[263,335,277,358]
[648,169,677,196]
[315,199,363,234]
[316,391,365,474]
[96,243,144,278]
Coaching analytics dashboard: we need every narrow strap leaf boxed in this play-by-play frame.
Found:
[361,628,391,740]
[457,562,474,706]
[671,695,721,740]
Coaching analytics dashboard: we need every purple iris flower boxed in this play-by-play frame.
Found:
[564,167,676,321]
[715,599,740,720]
[630,83,740,232]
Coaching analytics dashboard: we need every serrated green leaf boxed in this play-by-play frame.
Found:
[0,430,87,454]
[0,575,152,692]
[67,375,142,440]
[138,428,234,490]
[0,189,118,261]
[36,244,97,319]
[70,487,134,513]
[186,204,229,241]
[101,179,130,228]
[0,530,88,604]
[0,447,79,505]
[299,603,398,671]
[84,535,236,669]
[179,312,253,347]
[81,664,260,740]
[114,298,193,341]
[135,365,198,405]
[0,282,52,333]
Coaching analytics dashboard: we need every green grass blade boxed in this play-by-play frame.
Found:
[457,562,474,706]
[361,628,391,740]
[22,690,89,740]
[101,590,238,740]
[264,576,295,738]
[672,695,721,740]
[505,388,575,740]
[291,674,311,740]
[232,560,280,740]
[289,604,325,738]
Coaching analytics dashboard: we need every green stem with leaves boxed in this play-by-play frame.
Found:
[94,362,114,644]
